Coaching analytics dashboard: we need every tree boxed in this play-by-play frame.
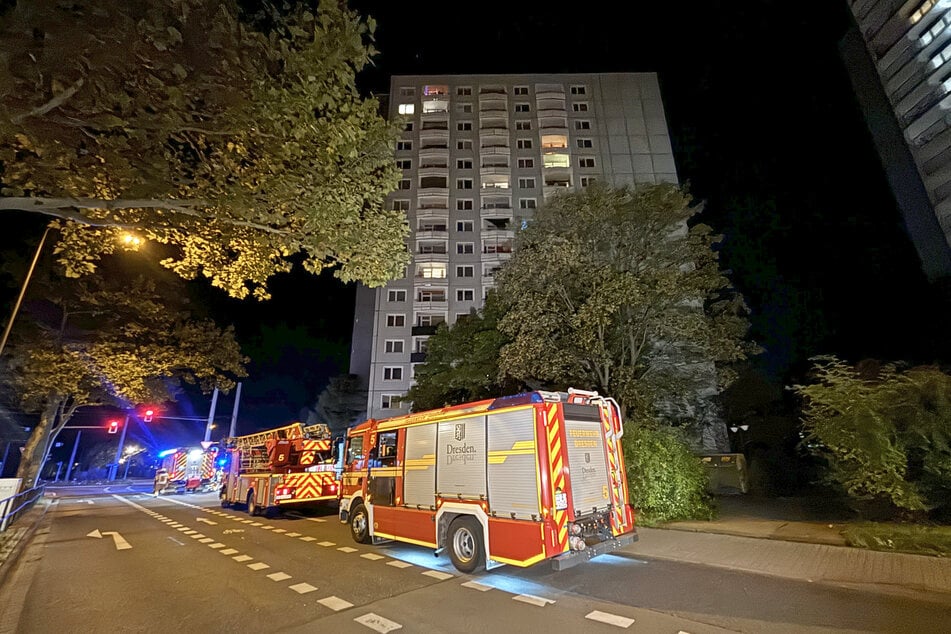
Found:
[793,356,951,519]
[306,373,367,438]
[405,293,529,411]
[0,0,409,300]
[494,182,759,443]
[5,267,247,487]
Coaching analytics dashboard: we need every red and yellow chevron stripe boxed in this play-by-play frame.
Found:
[598,402,626,533]
[276,472,338,504]
[545,403,569,554]
[298,439,331,466]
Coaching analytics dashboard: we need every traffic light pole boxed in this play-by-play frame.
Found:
[109,413,131,481]
[64,430,81,482]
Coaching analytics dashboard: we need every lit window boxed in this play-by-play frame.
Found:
[516,121,532,130]
[517,139,533,149]
[579,157,596,168]
[576,138,593,148]
[518,177,536,188]
[386,314,406,327]
[456,289,474,301]
[424,85,448,96]
[383,367,403,381]
[457,121,472,131]
[574,120,591,130]
[543,153,570,168]
[518,158,535,168]
[385,340,404,354]
[398,103,415,115]
[396,159,412,169]
[570,85,586,95]
[457,159,473,169]
[391,200,410,211]
[572,103,589,112]
[416,263,447,279]
[456,199,473,210]
[456,265,474,278]
[515,103,531,113]
[456,178,473,189]
[541,135,567,149]
[457,140,473,150]
[457,243,474,254]
[423,99,449,113]
[387,290,407,302]
[456,220,474,232]
[514,86,529,95]
[519,199,537,209]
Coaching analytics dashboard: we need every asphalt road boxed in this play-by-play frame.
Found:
[2,490,949,633]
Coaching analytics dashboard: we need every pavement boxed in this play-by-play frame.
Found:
[1,489,949,604]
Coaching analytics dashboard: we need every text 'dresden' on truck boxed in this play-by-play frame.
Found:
[338,388,637,573]
[220,422,340,516]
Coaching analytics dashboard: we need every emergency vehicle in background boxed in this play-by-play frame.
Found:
[156,446,220,494]
[338,388,637,573]
[220,422,340,516]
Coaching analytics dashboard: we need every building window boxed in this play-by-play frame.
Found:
[518,177,536,188]
[456,289,474,301]
[383,367,403,381]
[399,87,416,97]
[387,290,407,302]
[391,199,410,211]
[519,198,537,209]
[384,340,404,354]
[456,199,473,211]
[457,242,474,254]
[386,314,406,327]
[579,157,596,168]
[515,103,531,113]
[416,263,447,279]
[404,122,414,132]
[570,85,586,95]
[574,120,591,130]
[457,140,473,150]
[517,158,535,168]
[457,86,472,96]
[456,178,473,189]
[517,139,533,149]
[514,86,529,95]
[398,179,411,190]
[571,103,589,112]
[576,138,593,149]
[397,140,413,151]
[396,159,412,170]
[398,103,415,115]
[543,153,570,168]
[457,103,473,113]
[456,159,473,169]
[456,265,474,278]
[457,121,472,131]
[456,220,474,232]
[381,394,402,409]
[516,121,532,131]
[580,176,598,187]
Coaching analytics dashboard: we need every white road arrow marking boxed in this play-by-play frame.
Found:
[87,529,132,550]
[196,517,218,525]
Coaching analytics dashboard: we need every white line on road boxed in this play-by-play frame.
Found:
[318,596,353,611]
[289,583,318,594]
[512,594,555,607]
[354,613,402,633]
[232,555,252,562]
[461,581,493,592]
[219,548,239,555]
[318,541,336,547]
[285,532,302,537]
[267,572,292,582]
[360,553,385,561]
[247,562,270,571]
[386,561,413,569]
[338,546,358,553]
[421,570,453,581]
[299,536,316,542]
[585,611,635,628]
[208,543,225,549]
[196,517,217,525]
[167,537,185,546]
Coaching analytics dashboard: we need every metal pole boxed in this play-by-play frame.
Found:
[203,386,219,443]
[0,226,50,357]
[123,456,132,479]
[0,440,10,477]
[229,382,242,438]
[110,413,131,481]
[65,430,81,482]
[54,461,63,482]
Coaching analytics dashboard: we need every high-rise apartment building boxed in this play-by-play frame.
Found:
[350,73,679,419]
[842,1,951,280]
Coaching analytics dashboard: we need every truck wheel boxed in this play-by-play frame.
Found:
[448,516,484,574]
[349,502,371,544]
[247,491,258,516]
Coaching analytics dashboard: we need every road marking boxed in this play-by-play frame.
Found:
[169,523,182,528]
[241,519,254,524]
[306,517,326,523]
[251,522,262,526]
[183,530,197,535]
[196,517,217,525]
[318,541,336,547]
[190,534,204,539]
[289,583,318,594]
[261,525,274,529]
[461,581,492,592]
[233,555,253,562]
[513,594,554,607]
[176,527,190,532]
[585,611,635,628]
[319,596,353,611]
[199,538,215,543]
[299,536,316,542]
[267,572,292,582]
[247,562,270,571]
[354,613,402,633]
[338,546,358,553]
[223,529,245,535]
[361,553,385,561]
[167,537,185,546]
[422,570,453,581]
[386,561,413,569]
[86,529,133,550]
[208,543,225,549]
[285,532,302,537]
[271,528,286,533]
[220,548,239,555]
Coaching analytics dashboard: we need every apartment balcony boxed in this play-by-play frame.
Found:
[411,325,438,336]
[419,166,448,179]
[410,352,428,363]
[417,185,449,198]
[414,298,448,312]
[479,86,508,95]
[481,274,500,287]
[538,118,569,132]
[479,103,507,116]
[544,183,572,200]
[536,97,566,111]
[480,165,510,178]
[534,84,565,99]
[418,128,450,144]
[480,127,510,144]
[419,146,450,162]
[480,205,514,221]
[419,140,450,151]
[414,229,448,241]
[419,118,449,130]
[415,200,449,219]
[479,144,510,157]
[481,228,515,240]
[480,184,511,197]
[413,250,449,264]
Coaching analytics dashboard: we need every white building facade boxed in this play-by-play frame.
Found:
[351,73,679,420]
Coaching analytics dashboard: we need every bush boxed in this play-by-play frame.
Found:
[624,424,715,525]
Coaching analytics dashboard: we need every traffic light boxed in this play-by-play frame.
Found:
[107,420,120,434]
[143,408,154,423]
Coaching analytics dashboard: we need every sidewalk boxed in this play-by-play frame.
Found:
[627,495,951,602]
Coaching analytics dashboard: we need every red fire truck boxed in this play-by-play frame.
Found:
[157,446,219,494]
[220,422,339,516]
[338,388,636,573]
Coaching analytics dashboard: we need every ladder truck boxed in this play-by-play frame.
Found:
[220,422,340,516]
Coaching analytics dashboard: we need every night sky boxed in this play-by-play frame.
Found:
[3,1,950,456]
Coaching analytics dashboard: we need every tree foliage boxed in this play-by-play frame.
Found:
[0,0,409,300]
[5,268,247,487]
[405,293,528,411]
[793,356,951,517]
[308,373,367,438]
[494,182,758,431]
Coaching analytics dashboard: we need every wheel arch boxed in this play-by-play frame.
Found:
[435,502,490,564]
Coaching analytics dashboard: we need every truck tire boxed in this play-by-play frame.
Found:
[247,491,259,516]
[349,502,371,544]
[448,516,484,574]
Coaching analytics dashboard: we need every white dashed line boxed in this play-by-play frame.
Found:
[513,594,555,607]
[585,611,635,628]
[241,520,254,524]
[289,582,318,594]
[176,527,190,532]
[338,546,358,553]
[354,613,402,633]
[318,541,336,547]
[233,555,253,562]
[261,525,275,529]
[199,538,215,543]
[386,561,413,569]
[191,534,205,539]
[361,553,385,561]
[299,536,316,542]
[318,596,353,611]
[267,572,292,582]
[208,543,225,549]
[285,532,302,537]
[272,528,287,534]
[220,548,239,555]
[305,517,326,523]
[251,522,262,526]
[461,581,492,591]
[247,562,270,571]
[422,570,453,581]
[183,530,197,535]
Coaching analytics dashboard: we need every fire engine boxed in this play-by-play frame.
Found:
[220,422,340,516]
[157,446,219,494]
[338,388,637,573]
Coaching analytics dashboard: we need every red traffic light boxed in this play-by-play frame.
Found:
[107,420,120,434]
[144,408,155,423]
